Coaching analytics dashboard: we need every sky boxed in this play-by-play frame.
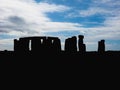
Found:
[0,0,120,51]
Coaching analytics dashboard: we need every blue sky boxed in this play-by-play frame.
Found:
[0,0,120,51]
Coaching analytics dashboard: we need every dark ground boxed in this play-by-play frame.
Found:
[0,51,120,66]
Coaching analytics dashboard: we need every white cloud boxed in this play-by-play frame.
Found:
[68,0,120,18]
[65,0,120,51]
[0,1,75,36]
[0,39,13,51]
[0,0,120,51]
[79,7,111,17]
[93,0,112,3]
[83,15,120,51]
[93,0,120,5]
[0,0,83,50]
[0,0,72,35]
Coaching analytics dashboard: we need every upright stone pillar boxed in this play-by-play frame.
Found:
[14,39,20,52]
[52,38,61,52]
[14,38,30,53]
[65,36,77,52]
[19,38,29,52]
[71,36,77,52]
[31,37,43,52]
[65,38,70,52]
[78,35,86,53]
[46,37,53,51]
[98,40,105,53]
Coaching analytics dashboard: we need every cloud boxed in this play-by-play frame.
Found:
[68,0,120,18]
[0,39,13,51]
[0,0,83,50]
[0,0,72,35]
[66,0,120,41]
[79,7,111,17]
[0,0,120,51]
[0,0,84,40]
[83,16,120,51]
[93,0,120,5]
[70,0,120,51]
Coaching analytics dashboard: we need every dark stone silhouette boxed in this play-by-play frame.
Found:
[0,35,120,66]
[31,37,46,52]
[52,37,61,52]
[14,36,61,53]
[98,40,105,53]
[71,36,77,52]
[14,38,29,52]
[14,39,19,52]
[65,36,77,52]
[78,35,86,53]
[65,38,70,52]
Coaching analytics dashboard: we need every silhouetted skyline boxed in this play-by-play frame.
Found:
[0,34,119,52]
[13,35,107,53]
[0,35,120,65]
